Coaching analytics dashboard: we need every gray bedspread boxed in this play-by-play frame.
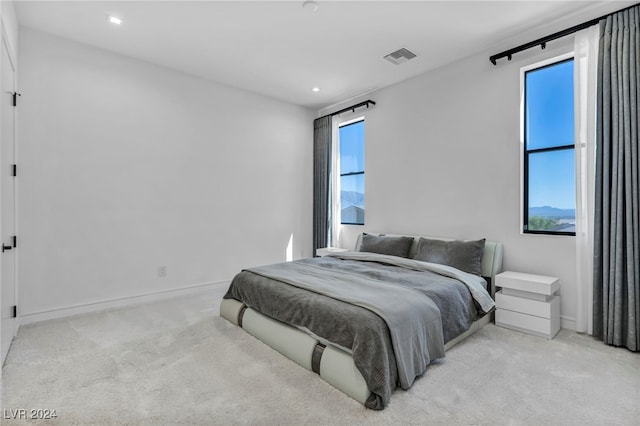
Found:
[223,252,495,409]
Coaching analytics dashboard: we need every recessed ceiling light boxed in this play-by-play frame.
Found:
[107,16,122,25]
[302,1,319,12]
[312,87,320,92]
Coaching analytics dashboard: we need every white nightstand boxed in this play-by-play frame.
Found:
[315,247,349,257]
[495,271,560,339]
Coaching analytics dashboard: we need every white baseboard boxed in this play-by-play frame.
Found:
[560,315,576,331]
[19,280,231,326]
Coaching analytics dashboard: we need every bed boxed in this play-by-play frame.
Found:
[219,233,503,409]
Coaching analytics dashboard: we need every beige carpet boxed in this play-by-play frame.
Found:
[2,287,639,425]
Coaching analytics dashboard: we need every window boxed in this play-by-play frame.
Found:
[339,119,365,225]
[523,57,576,235]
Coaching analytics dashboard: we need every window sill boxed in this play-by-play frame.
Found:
[522,230,575,237]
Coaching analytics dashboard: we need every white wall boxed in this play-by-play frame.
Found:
[1,0,18,56]
[18,28,313,319]
[335,37,578,329]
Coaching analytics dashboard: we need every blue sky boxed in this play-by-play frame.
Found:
[526,59,575,210]
[339,120,365,198]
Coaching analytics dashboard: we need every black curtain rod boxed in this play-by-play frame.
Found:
[489,3,638,65]
[318,100,376,121]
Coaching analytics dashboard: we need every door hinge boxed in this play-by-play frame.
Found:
[12,164,16,177]
[12,92,21,107]
[12,236,17,248]
[11,306,17,318]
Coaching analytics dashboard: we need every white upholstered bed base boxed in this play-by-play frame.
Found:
[219,236,503,406]
[220,298,492,405]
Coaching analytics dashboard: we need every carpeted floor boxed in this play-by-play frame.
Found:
[2,286,639,425]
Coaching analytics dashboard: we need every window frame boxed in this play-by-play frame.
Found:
[337,116,365,226]
[520,53,576,237]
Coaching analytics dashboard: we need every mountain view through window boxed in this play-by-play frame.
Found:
[524,58,576,234]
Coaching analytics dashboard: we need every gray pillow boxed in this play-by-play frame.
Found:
[413,238,485,276]
[358,233,414,258]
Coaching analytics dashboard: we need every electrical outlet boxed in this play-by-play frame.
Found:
[157,266,167,278]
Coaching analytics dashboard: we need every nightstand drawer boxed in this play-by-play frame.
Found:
[495,309,554,336]
[495,271,559,295]
[496,291,559,319]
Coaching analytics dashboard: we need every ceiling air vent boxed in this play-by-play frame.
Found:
[383,48,417,65]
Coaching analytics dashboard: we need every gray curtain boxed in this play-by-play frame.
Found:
[593,5,639,351]
[313,116,332,255]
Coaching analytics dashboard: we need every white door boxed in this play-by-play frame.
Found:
[1,37,17,365]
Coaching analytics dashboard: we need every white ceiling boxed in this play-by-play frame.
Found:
[14,1,636,110]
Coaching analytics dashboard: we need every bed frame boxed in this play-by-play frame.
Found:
[220,234,503,406]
